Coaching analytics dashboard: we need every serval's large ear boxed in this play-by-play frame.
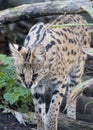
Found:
[32,44,46,61]
[9,43,27,60]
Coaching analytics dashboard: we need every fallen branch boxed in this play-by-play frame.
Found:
[1,101,93,130]
[2,106,93,130]
[58,113,93,130]
[0,0,91,25]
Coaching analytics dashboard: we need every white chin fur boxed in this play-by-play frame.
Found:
[30,82,38,94]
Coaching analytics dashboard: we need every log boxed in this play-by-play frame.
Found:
[8,0,44,6]
[0,0,91,25]
[58,113,93,130]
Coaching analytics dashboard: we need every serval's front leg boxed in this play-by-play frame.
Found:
[31,85,46,130]
[46,76,67,130]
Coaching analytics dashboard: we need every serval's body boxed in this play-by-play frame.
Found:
[10,14,91,130]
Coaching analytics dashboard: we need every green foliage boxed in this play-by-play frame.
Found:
[52,23,93,29]
[0,54,32,113]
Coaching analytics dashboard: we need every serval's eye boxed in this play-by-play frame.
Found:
[32,73,38,81]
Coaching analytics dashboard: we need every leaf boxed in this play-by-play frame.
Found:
[0,54,33,112]
[0,72,7,88]
[0,54,12,65]
[4,92,19,105]
[17,104,29,113]
[0,104,5,109]
[13,85,31,98]
[3,84,31,105]
[8,79,16,86]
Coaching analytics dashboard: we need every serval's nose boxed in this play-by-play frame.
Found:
[25,82,33,88]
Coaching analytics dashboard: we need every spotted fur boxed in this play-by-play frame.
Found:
[10,14,91,130]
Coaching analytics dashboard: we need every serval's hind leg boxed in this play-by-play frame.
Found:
[67,56,86,119]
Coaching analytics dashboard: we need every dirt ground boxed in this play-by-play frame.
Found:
[0,109,36,130]
[0,95,93,130]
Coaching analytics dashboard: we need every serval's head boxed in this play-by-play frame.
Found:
[9,43,48,88]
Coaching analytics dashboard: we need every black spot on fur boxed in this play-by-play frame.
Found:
[33,93,40,99]
[59,93,64,97]
[52,90,59,95]
[53,81,62,86]
[53,52,56,55]
[64,34,68,39]
[58,102,61,105]
[67,52,70,55]
[45,40,56,51]
[63,28,67,32]
[55,31,60,35]
[51,34,55,39]
[49,58,54,62]
[84,41,87,45]
[63,47,67,51]
[24,48,31,62]
[74,51,76,55]
[73,39,77,44]
[57,47,60,51]
[32,73,38,81]
[39,108,41,113]
[69,83,74,87]
[56,39,61,44]
[32,24,44,45]
[39,97,45,104]
[38,31,46,44]
[71,73,81,79]
[26,35,30,41]
[65,47,67,51]
[60,31,63,36]
[69,39,73,43]
[33,93,45,104]
[71,49,74,55]
[18,45,22,51]
[20,73,24,78]
[52,99,55,103]
[52,78,57,81]
[36,24,44,34]
[30,25,37,32]
[67,28,71,33]
[61,84,66,88]
[58,81,62,84]
[71,50,76,55]
[63,47,65,51]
